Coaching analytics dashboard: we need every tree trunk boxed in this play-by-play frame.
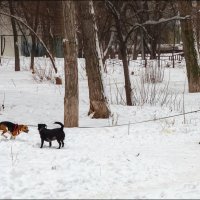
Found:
[9,0,20,71]
[140,29,145,60]
[120,44,133,106]
[150,37,157,60]
[116,30,133,106]
[62,1,79,127]
[30,34,36,72]
[30,1,40,72]
[77,0,110,118]
[106,1,133,106]
[132,33,140,60]
[178,0,200,92]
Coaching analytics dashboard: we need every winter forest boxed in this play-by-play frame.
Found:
[1,0,200,199]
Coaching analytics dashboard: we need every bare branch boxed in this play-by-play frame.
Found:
[124,15,190,44]
[0,11,58,73]
[141,15,191,26]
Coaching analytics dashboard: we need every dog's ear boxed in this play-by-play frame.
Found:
[38,124,44,130]
[38,124,47,130]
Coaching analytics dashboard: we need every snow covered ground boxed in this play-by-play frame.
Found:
[1,56,200,199]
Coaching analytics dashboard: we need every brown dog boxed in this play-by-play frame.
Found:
[0,121,29,139]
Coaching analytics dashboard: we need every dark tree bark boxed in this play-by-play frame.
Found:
[30,1,40,72]
[105,1,133,105]
[77,0,110,118]
[62,1,79,127]
[178,0,200,92]
[30,35,36,71]
[119,42,133,105]
[9,0,20,71]
[20,1,39,72]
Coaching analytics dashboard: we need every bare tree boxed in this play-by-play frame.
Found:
[105,0,133,105]
[77,0,110,118]
[0,10,58,74]
[62,1,79,127]
[178,0,200,92]
[93,1,116,63]
[8,0,20,71]
[19,1,40,72]
[47,0,64,57]
[146,1,169,59]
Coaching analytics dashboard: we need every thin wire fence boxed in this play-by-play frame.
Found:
[27,108,200,129]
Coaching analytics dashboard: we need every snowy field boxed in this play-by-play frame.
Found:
[1,56,200,198]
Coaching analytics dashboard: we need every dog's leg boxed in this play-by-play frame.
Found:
[40,139,44,148]
[61,140,64,147]
[1,133,7,138]
[49,141,52,147]
[0,125,8,138]
[1,130,8,138]
[57,140,61,149]
[10,135,16,140]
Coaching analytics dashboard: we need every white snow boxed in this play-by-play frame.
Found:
[0,56,200,199]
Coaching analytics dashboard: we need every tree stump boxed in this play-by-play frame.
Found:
[88,100,110,118]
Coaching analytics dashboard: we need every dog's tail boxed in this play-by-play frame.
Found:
[54,122,64,130]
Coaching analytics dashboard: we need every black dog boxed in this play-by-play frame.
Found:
[38,122,65,149]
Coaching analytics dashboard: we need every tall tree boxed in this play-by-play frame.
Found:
[19,1,40,72]
[105,0,133,105]
[178,0,200,92]
[62,1,79,127]
[77,0,110,118]
[8,0,20,71]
